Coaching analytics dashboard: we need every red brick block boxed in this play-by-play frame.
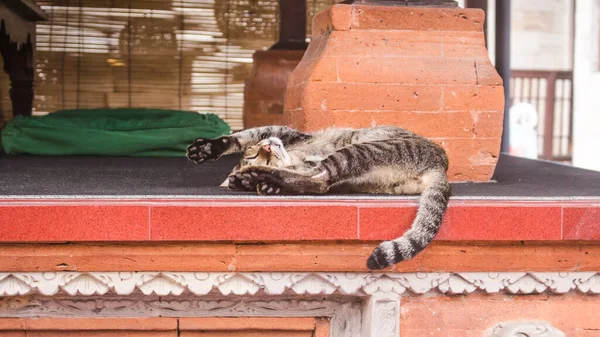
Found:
[325,31,443,58]
[327,111,476,138]
[473,110,505,138]
[563,207,600,240]
[439,205,562,240]
[283,4,502,182]
[442,31,487,58]
[311,4,352,33]
[0,206,148,242]
[0,318,178,331]
[443,85,505,111]
[359,204,562,241]
[150,204,358,241]
[441,138,502,164]
[307,57,338,83]
[447,164,497,182]
[300,83,443,112]
[475,59,504,85]
[401,294,600,337]
[359,205,423,240]
[351,6,485,32]
[337,57,478,85]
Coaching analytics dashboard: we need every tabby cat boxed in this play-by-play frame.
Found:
[186,125,451,270]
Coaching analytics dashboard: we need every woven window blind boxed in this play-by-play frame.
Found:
[27,0,337,130]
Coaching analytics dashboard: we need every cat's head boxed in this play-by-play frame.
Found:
[220,137,289,188]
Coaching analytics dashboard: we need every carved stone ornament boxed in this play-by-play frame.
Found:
[491,321,566,337]
[0,272,599,297]
[0,272,595,337]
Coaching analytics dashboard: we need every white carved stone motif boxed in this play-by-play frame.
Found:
[0,272,595,337]
[362,292,400,337]
[0,295,363,337]
[491,321,566,337]
[0,296,353,318]
[1,272,599,297]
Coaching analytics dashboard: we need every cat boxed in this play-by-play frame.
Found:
[217,137,297,188]
[186,125,451,270]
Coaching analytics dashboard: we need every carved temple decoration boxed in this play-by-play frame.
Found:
[1,272,599,297]
[0,271,596,337]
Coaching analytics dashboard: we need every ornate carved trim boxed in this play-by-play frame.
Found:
[0,296,363,337]
[491,321,566,337]
[1,272,599,297]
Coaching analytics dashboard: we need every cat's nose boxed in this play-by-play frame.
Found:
[262,144,271,152]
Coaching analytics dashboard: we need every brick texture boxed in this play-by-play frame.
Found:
[401,294,600,337]
[243,50,305,128]
[0,199,598,245]
[284,5,503,182]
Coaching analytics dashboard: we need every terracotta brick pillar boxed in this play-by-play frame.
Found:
[242,0,307,128]
[283,2,504,182]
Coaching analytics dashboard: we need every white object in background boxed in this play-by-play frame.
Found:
[509,102,539,159]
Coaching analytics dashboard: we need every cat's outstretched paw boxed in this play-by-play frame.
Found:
[257,182,282,195]
[236,167,286,195]
[227,172,258,191]
[186,136,231,164]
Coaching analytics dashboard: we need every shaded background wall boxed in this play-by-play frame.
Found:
[0,0,339,130]
[1,0,599,171]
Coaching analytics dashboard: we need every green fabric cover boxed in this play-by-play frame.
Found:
[1,108,231,156]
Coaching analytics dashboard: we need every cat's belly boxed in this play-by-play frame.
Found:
[329,166,427,195]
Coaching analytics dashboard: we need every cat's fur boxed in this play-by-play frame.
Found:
[186,125,451,270]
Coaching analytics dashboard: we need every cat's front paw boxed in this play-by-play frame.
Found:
[227,172,258,191]
[257,181,282,195]
[237,167,285,195]
[186,136,232,164]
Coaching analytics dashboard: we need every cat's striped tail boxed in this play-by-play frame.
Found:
[366,170,450,270]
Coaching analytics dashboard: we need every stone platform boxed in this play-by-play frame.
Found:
[0,153,599,336]
[0,154,598,245]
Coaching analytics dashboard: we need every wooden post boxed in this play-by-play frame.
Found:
[0,1,46,120]
[0,23,34,118]
[543,71,557,160]
[495,0,511,153]
[271,0,308,50]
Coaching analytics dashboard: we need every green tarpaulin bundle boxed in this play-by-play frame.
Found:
[0,108,231,157]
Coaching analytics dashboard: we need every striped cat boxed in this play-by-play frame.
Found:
[186,126,451,270]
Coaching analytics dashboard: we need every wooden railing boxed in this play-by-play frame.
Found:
[510,70,574,162]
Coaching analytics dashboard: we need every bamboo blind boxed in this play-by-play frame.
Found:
[11,0,339,130]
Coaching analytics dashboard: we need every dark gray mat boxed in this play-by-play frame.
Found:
[0,153,599,198]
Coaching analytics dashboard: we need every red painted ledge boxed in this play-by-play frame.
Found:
[0,198,598,242]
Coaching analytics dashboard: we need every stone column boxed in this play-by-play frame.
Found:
[242,0,308,128]
[283,0,504,182]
